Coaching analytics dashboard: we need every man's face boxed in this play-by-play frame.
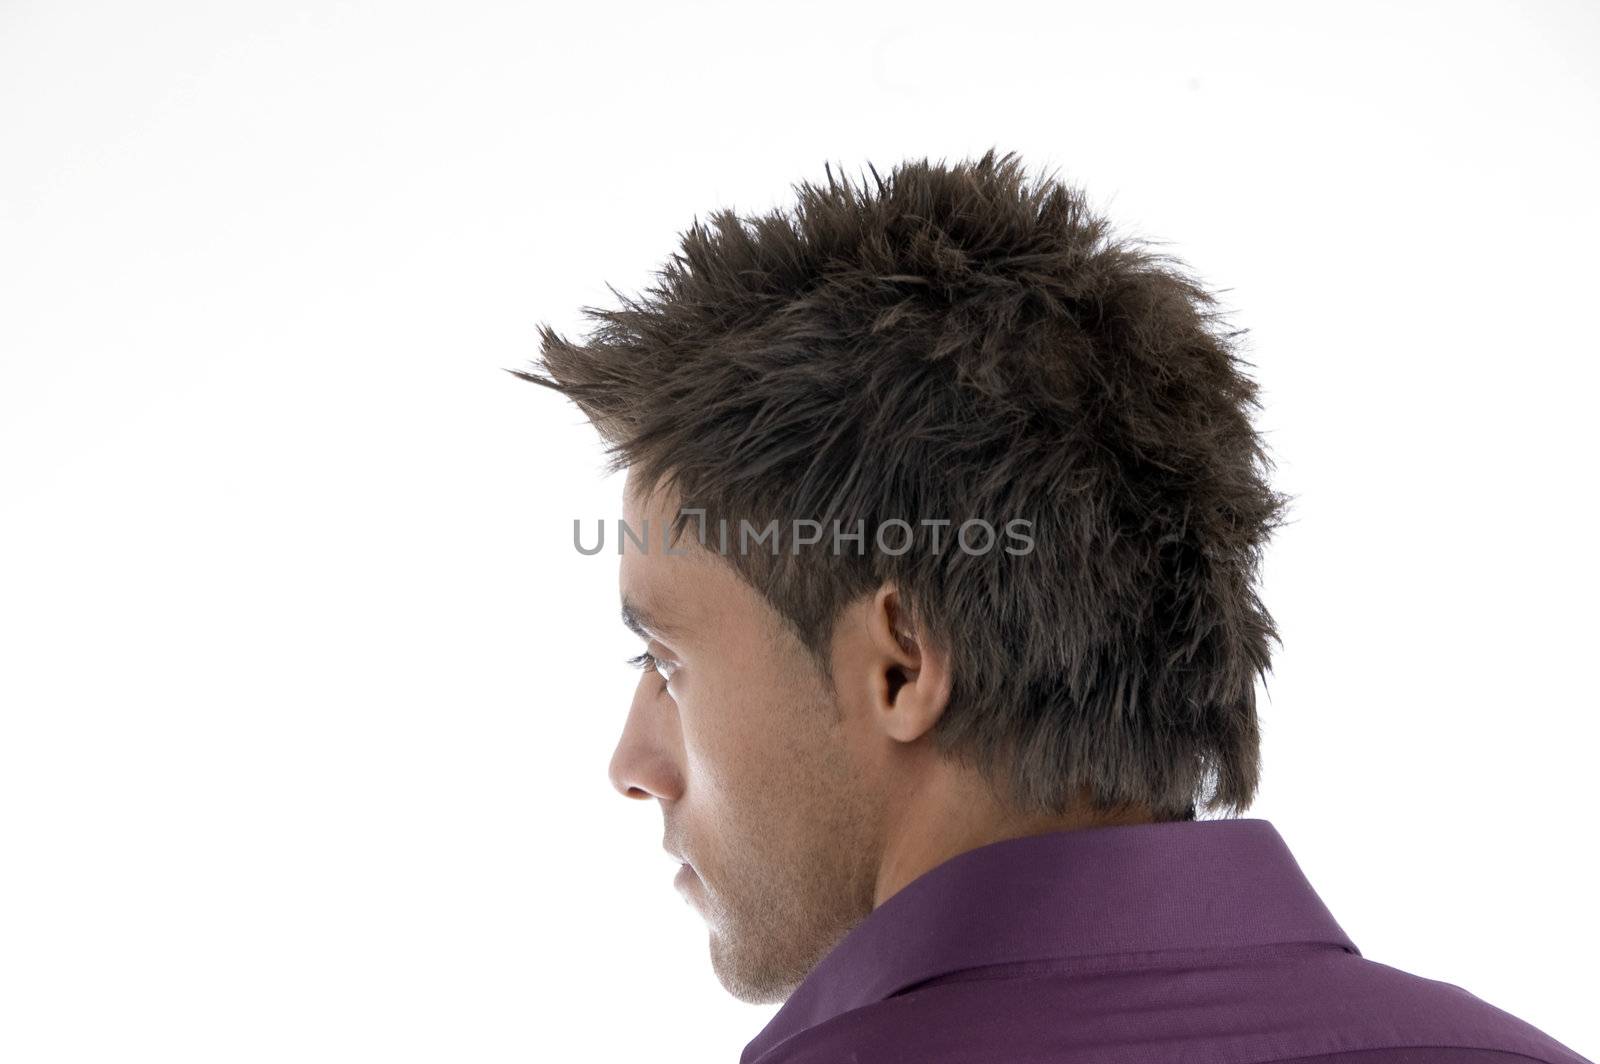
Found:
[611,474,881,1004]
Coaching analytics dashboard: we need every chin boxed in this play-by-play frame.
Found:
[708,938,801,1006]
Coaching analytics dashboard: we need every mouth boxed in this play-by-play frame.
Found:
[664,838,693,867]
[664,835,699,892]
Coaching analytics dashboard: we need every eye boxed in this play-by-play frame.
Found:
[625,650,660,674]
[625,649,678,684]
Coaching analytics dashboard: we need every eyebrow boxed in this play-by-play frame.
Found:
[620,596,680,642]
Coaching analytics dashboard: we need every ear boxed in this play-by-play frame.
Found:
[861,584,953,744]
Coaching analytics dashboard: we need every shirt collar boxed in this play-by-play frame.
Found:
[741,817,1359,1063]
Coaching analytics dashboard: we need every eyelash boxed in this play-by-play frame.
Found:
[625,651,660,673]
[627,649,678,684]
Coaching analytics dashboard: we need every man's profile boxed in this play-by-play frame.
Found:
[511,150,1592,1064]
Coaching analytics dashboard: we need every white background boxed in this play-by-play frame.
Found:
[3,1,1597,1061]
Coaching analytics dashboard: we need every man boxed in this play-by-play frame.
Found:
[511,150,1592,1064]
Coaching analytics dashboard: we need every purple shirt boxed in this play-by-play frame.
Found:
[740,818,1592,1064]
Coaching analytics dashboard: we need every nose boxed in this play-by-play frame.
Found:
[608,671,685,801]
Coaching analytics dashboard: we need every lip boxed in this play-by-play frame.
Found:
[673,861,699,894]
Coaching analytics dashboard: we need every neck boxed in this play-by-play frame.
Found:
[872,761,1155,908]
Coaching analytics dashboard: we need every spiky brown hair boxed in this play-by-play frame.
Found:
[509,148,1290,821]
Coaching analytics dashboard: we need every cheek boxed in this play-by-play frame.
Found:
[677,676,819,809]
[678,684,766,797]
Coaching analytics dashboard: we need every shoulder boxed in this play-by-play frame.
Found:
[745,951,1593,1064]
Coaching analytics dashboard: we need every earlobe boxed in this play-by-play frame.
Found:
[898,642,954,741]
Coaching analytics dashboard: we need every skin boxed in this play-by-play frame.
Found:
[610,471,1155,1005]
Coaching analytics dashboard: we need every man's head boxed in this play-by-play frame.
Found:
[513,148,1289,1001]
